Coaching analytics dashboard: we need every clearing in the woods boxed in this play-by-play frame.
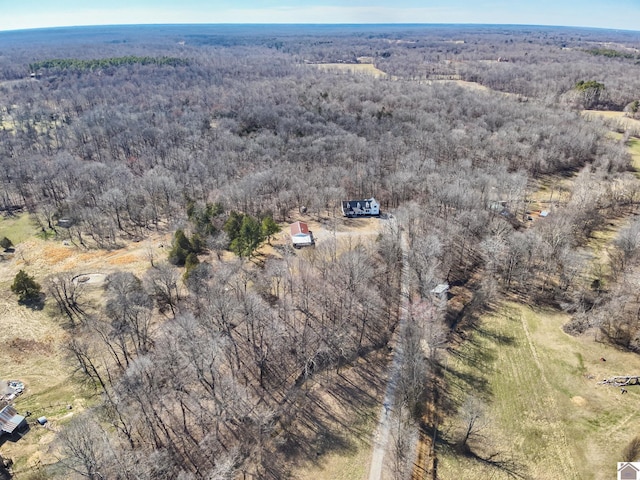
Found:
[308,63,389,79]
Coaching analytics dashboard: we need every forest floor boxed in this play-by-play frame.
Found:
[367,221,409,480]
[0,214,171,476]
[292,350,388,480]
[276,213,396,480]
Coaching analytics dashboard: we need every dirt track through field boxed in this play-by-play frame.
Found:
[517,309,577,479]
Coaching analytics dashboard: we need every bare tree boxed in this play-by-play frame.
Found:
[144,263,181,317]
[45,272,88,327]
[57,415,114,480]
[456,395,488,455]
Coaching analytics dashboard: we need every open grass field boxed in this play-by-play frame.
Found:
[629,137,640,171]
[438,302,640,480]
[583,110,640,137]
[0,215,40,246]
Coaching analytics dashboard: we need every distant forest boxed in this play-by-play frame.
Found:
[1,24,640,479]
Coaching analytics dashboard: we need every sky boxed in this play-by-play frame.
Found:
[1,0,639,32]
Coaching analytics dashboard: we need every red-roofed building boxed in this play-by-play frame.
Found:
[290,221,314,248]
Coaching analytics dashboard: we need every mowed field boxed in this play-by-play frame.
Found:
[629,137,640,171]
[438,302,640,480]
[583,110,640,137]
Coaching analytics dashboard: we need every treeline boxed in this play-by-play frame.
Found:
[29,55,190,73]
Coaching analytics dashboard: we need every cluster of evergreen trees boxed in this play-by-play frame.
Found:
[29,55,189,73]
[169,204,280,270]
[223,211,279,258]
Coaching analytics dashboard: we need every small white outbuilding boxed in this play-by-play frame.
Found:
[290,221,314,248]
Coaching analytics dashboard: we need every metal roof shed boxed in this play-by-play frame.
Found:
[430,284,450,295]
[0,405,26,435]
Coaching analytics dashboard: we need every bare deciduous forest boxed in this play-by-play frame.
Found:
[1,24,640,479]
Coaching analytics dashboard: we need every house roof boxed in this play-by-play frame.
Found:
[342,198,378,209]
[430,284,450,295]
[0,405,25,434]
[290,221,310,236]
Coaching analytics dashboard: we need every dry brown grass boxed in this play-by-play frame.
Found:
[107,253,141,266]
[41,244,75,265]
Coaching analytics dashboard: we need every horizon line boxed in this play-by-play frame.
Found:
[2,22,639,35]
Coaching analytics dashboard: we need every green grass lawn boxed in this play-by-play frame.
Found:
[0,214,39,246]
[438,302,640,480]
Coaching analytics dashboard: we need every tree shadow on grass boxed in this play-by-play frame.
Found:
[474,325,516,346]
[433,428,529,480]
[278,389,361,466]
[435,313,519,418]
[278,350,386,469]
[18,293,45,311]
[440,363,491,404]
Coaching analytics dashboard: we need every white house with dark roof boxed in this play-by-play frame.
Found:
[341,197,380,217]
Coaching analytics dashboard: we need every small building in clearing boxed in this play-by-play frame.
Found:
[430,283,450,300]
[290,221,314,248]
[341,197,380,217]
